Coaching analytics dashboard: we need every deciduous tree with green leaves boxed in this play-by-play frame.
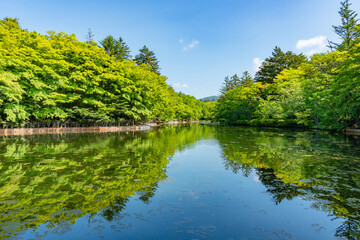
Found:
[0,18,207,128]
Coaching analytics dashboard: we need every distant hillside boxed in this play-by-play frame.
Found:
[200,96,220,102]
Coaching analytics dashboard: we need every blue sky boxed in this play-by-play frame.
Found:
[1,0,359,98]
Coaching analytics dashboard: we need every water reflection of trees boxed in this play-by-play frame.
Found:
[2,125,360,239]
[216,127,360,239]
[0,124,211,239]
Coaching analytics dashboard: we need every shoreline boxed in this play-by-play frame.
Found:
[0,121,200,136]
[2,121,358,136]
[209,122,360,136]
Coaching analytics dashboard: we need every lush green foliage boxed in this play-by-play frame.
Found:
[215,1,360,130]
[220,71,254,95]
[0,18,209,127]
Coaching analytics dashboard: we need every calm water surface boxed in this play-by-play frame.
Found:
[1,125,360,239]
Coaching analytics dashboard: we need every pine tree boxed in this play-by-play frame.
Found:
[255,46,307,84]
[99,35,131,61]
[240,71,253,86]
[331,0,360,50]
[115,37,131,61]
[100,35,118,56]
[220,76,231,94]
[220,74,242,94]
[134,45,160,74]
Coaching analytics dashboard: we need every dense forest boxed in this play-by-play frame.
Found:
[215,0,360,131]
[0,18,214,128]
[1,0,359,131]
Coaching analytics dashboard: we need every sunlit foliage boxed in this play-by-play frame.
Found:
[0,18,209,127]
[214,1,360,130]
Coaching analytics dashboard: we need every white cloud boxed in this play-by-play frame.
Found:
[253,57,263,73]
[178,39,183,44]
[173,83,188,88]
[296,35,326,49]
[296,35,327,56]
[183,40,199,51]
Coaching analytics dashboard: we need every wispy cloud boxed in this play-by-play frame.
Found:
[253,57,263,73]
[179,39,199,51]
[296,35,327,56]
[173,83,188,88]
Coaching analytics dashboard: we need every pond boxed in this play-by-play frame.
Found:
[1,125,360,239]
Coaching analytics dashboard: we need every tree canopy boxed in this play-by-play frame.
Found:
[0,18,211,128]
[214,0,360,131]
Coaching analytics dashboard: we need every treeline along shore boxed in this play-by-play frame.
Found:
[214,0,360,132]
[0,18,214,129]
[1,0,360,133]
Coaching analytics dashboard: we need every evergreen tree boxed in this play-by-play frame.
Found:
[240,71,253,86]
[230,74,241,89]
[100,35,117,56]
[220,74,241,94]
[220,76,230,95]
[331,0,360,50]
[255,46,307,84]
[134,45,160,74]
[99,35,131,61]
[116,37,131,61]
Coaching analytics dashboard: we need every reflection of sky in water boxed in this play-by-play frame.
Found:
[20,137,341,240]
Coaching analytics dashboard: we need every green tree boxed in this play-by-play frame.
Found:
[240,71,253,86]
[255,46,307,84]
[220,74,241,94]
[0,17,209,128]
[99,35,131,60]
[99,35,117,55]
[215,82,262,124]
[330,43,360,128]
[115,37,132,60]
[331,0,360,50]
[134,45,160,74]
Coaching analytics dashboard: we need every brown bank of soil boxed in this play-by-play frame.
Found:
[345,128,360,135]
[0,126,149,136]
[0,121,200,136]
